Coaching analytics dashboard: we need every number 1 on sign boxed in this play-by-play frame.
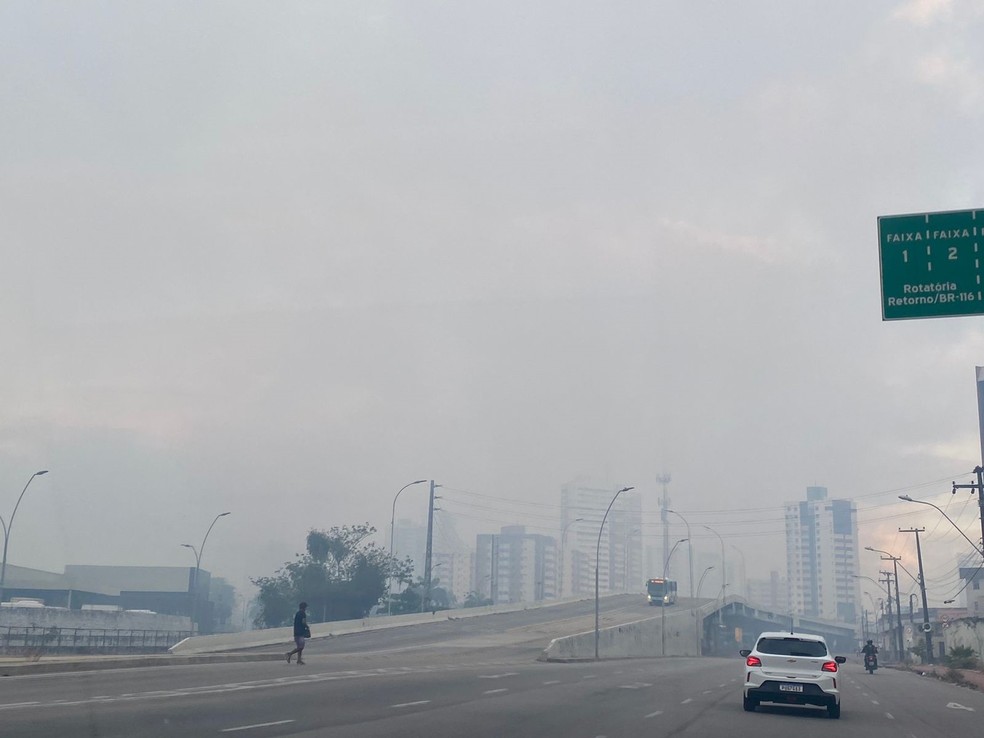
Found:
[902,249,908,263]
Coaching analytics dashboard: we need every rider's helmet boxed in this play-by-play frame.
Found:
[866,640,873,645]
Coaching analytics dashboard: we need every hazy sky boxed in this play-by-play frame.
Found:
[3,1,984,606]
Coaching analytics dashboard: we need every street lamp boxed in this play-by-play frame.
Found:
[387,480,428,614]
[667,510,694,600]
[559,518,583,599]
[854,573,887,594]
[898,495,984,558]
[661,538,688,656]
[703,526,726,600]
[696,566,715,598]
[0,470,49,603]
[595,486,634,660]
[182,511,231,633]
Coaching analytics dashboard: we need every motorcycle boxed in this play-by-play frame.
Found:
[864,653,878,674]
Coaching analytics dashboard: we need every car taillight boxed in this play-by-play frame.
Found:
[746,656,762,667]
[821,661,838,673]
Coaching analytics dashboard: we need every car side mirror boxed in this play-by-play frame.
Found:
[739,649,751,657]
[834,656,846,664]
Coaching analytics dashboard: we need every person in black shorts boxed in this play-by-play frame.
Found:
[286,602,310,665]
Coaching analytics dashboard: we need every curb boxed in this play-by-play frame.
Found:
[0,652,282,677]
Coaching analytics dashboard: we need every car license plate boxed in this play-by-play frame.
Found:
[779,684,803,693]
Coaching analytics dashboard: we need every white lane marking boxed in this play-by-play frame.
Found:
[872,700,880,705]
[543,680,561,685]
[483,689,508,695]
[582,675,597,680]
[0,702,40,709]
[390,701,431,709]
[0,668,410,712]
[645,711,664,719]
[618,683,653,690]
[221,720,295,733]
[718,683,726,688]
[703,690,712,694]
[885,713,895,720]
[681,698,693,704]
[478,673,519,679]
[947,702,976,712]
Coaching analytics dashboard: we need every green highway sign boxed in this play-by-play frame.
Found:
[879,208,984,320]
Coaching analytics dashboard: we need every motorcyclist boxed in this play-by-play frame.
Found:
[861,640,878,668]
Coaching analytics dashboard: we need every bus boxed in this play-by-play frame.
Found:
[646,578,678,606]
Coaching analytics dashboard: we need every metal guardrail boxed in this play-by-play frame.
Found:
[1,626,193,655]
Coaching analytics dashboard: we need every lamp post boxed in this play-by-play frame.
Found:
[182,511,230,633]
[898,495,984,558]
[387,480,427,614]
[0,470,49,604]
[694,563,714,656]
[595,486,634,660]
[696,566,715,598]
[863,590,877,615]
[661,538,687,656]
[855,574,889,644]
[667,510,694,600]
[559,517,583,599]
[865,546,905,661]
[703,526,726,600]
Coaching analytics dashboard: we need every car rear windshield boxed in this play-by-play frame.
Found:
[756,638,828,657]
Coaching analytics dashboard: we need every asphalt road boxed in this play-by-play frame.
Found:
[2,596,981,737]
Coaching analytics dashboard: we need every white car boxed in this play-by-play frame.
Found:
[740,631,846,719]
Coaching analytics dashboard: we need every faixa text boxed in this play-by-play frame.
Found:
[885,229,973,243]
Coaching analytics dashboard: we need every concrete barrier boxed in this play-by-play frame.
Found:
[170,594,623,654]
[539,596,739,661]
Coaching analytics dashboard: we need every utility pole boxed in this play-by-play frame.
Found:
[952,465,984,556]
[422,480,436,613]
[879,555,905,662]
[900,527,933,664]
[880,570,896,661]
[657,473,671,579]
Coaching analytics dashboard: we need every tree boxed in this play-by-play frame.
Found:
[388,577,455,614]
[252,523,413,628]
[463,591,493,608]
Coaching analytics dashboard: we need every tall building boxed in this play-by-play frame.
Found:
[475,526,557,604]
[746,571,790,611]
[784,486,861,623]
[432,551,474,604]
[560,482,643,597]
[392,518,427,580]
